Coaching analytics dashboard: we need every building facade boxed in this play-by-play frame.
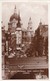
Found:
[7,6,34,55]
[35,21,48,56]
[2,22,6,55]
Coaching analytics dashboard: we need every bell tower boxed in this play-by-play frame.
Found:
[28,17,32,30]
[27,17,33,44]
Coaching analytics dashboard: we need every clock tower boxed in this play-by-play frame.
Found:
[16,11,22,50]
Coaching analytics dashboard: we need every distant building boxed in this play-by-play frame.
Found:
[38,21,48,40]
[7,6,34,53]
[35,21,48,56]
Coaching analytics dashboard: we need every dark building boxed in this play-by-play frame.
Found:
[35,21,48,56]
[2,22,6,55]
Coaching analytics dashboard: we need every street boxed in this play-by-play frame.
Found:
[6,56,48,70]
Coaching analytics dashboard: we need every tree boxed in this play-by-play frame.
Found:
[25,36,36,57]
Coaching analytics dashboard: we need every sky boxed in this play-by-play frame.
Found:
[2,2,48,31]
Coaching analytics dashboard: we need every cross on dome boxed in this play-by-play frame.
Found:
[14,5,17,14]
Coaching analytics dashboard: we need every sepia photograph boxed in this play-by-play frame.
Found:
[2,2,48,79]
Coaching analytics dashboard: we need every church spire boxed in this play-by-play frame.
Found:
[14,5,16,14]
[28,17,32,25]
[18,10,21,21]
[28,17,32,30]
[39,19,42,25]
[29,17,31,21]
[17,10,21,27]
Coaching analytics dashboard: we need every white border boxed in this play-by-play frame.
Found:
[0,0,50,81]
[0,0,50,3]
[0,1,2,81]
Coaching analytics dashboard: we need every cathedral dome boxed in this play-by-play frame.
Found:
[10,13,18,21]
[10,6,18,21]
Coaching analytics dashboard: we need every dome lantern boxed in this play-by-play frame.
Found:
[14,5,16,14]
